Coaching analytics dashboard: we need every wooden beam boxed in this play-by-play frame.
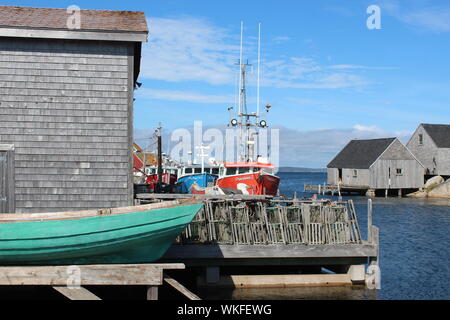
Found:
[0,264,185,286]
[136,193,272,201]
[197,274,352,288]
[53,286,101,300]
[0,28,148,42]
[147,286,158,300]
[164,244,378,260]
[164,275,201,301]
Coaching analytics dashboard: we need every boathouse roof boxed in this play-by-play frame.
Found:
[327,138,396,169]
[0,6,148,42]
[421,124,450,148]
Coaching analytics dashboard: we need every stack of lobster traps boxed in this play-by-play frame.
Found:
[177,198,362,246]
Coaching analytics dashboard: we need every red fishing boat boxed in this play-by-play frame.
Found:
[216,161,280,196]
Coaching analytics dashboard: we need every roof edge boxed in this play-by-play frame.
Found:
[368,138,398,169]
[0,26,148,42]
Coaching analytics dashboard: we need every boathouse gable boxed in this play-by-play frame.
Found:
[0,6,148,213]
[406,124,450,176]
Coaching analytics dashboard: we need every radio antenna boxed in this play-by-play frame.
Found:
[256,22,261,118]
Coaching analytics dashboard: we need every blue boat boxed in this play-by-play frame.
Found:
[176,166,219,194]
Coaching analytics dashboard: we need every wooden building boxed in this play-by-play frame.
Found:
[327,138,424,194]
[406,124,450,177]
[0,6,148,213]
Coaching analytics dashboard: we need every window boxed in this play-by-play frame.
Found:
[226,167,237,176]
[184,168,193,174]
[396,168,403,176]
[194,168,202,174]
[238,167,251,174]
[211,168,219,175]
[418,134,423,145]
[353,169,358,178]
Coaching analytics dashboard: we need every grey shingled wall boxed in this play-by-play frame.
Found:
[0,38,134,213]
[406,125,439,175]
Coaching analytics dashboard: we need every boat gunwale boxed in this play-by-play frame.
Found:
[0,198,202,223]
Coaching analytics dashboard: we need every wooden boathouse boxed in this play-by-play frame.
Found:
[0,6,148,213]
[406,123,450,178]
[325,138,424,196]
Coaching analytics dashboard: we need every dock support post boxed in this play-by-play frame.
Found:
[398,189,402,198]
[206,267,220,284]
[367,199,372,243]
[147,286,158,300]
[348,265,366,284]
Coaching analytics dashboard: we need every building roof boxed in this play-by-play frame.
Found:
[0,6,148,42]
[421,124,450,148]
[0,6,148,32]
[327,138,396,169]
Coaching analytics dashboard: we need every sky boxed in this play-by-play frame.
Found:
[3,0,450,167]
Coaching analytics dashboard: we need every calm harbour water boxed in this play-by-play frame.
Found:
[225,172,450,300]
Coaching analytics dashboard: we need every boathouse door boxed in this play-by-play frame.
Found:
[0,145,15,213]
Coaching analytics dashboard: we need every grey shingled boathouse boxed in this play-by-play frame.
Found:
[327,138,424,196]
[0,6,148,213]
[406,123,450,178]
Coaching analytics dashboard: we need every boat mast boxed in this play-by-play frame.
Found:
[195,144,210,174]
[256,22,261,119]
[230,23,268,163]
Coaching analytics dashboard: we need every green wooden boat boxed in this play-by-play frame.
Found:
[0,200,203,265]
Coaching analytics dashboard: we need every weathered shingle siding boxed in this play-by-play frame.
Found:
[342,168,370,187]
[0,38,134,213]
[406,125,439,175]
[437,148,450,175]
[327,168,338,185]
[370,139,424,188]
[370,160,424,189]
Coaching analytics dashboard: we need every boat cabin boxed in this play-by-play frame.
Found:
[219,162,275,178]
[145,167,178,177]
[178,166,220,178]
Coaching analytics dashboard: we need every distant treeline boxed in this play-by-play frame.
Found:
[278,167,327,173]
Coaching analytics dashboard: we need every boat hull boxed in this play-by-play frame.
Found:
[0,203,203,265]
[216,173,280,196]
[176,173,218,194]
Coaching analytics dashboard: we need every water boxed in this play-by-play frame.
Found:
[225,172,450,300]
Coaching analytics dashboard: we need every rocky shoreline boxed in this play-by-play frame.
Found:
[407,176,450,199]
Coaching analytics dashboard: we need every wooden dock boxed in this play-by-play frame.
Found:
[137,194,380,289]
[304,183,368,196]
[0,263,200,300]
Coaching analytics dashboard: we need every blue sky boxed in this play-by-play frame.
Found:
[3,0,450,167]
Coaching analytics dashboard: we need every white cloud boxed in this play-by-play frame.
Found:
[141,17,238,85]
[136,88,234,104]
[134,124,413,167]
[277,125,413,167]
[272,36,291,43]
[328,64,398,70]
[382,0,450,32]
[140,16,391,91]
